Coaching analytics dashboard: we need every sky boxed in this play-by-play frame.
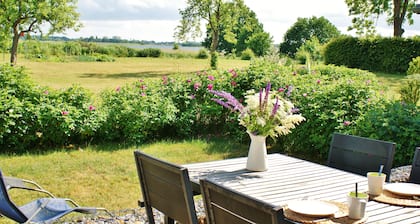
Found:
[62,0,420,44]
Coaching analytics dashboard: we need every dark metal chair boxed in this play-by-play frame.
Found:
[327,133,396,182]
[0,169,112,224]
[409,147,420,184]
[200,178,285,224]
[133,150,199,224]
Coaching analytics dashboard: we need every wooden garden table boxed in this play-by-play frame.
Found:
[184,153,420,223]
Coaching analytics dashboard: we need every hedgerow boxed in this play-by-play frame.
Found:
[1,62,417,166]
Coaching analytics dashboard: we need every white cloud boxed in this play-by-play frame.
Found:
[62,0,420,43]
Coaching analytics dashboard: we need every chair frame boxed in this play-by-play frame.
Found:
[327,133,396,182]
[0,170,112,223]
[409,147,420,184]
[4,176,56,198]
[200,178,285,224]
[133,150,198,224]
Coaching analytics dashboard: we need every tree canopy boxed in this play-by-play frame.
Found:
[345,0,416,37]
[0,0,81,64]
[279,16,341,58]
[203,0,272,57]
[176,0,242,69]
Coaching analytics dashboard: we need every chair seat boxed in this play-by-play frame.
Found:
[20,198,98,223]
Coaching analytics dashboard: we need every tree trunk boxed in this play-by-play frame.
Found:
[10,28,20,65]
[210,29,219,70]
[393,0,404,37]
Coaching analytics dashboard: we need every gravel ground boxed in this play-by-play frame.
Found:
[62,165,412,224]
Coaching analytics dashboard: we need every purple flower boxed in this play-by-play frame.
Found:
[231,81,237,86]
[61,111,69,116]
[278,87,285,92]
[209,90,244,112]
[317,79,321,84]
[43,90,49,95]
[291,108,300,113]
[343,121,351,126]
[88,105,96,111]
[271,97,280,117]
[141,85,147,90]
[141,93,146,97]
[208,75,215,81]
[187,79,192,83]
[116,86,121,92]
[207,84,213,90]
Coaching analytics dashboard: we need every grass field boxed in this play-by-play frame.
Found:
[6,57,250,93]
[1,139,249,213]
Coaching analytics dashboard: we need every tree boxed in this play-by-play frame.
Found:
[0,0,81,65]
[345,0,416,37]
[279,16,340,58]
[203,0,272,57]
[176,0,238,69]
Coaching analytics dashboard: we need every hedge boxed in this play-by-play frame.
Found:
[324,36,420,74]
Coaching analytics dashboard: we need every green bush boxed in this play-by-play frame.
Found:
[407,56,420,75]
[399,74,420,105]
[349,101,420,166]
[137,48,162,58]
[197,49,209,59]
[2,59,415,164]
[0,65,104,151]
[99,81,178,144]
[241,48,255,60]
[324,37,420,74]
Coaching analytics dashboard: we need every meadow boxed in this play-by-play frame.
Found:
[8,57,250,93]
[0,56,406,219]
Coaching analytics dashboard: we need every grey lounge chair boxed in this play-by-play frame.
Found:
[200,178,285,224]
[409,147,420,184]
[3,176,56,197]
[327,133,396,182]
[0,170,112,224]
[133,150,199,224]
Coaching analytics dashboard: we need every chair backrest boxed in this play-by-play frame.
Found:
[409,147,420,184]
[200,178,284,224]
[327,133,396,182]
[133,150,198,224]
[0,170,28,223]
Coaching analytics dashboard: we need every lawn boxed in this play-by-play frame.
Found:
[6,57,250,93]
[1,139,249,213]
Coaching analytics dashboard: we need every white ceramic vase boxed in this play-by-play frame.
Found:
[246,132,268,171]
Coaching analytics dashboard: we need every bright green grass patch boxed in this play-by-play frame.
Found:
[2,57,249,93]
[373,72,404,100]
[0,138,248,212]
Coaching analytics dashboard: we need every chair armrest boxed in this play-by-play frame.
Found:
[4,176,56,198]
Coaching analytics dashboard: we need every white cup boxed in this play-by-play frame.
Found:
[347,192,368,219]
[367,172,386,196]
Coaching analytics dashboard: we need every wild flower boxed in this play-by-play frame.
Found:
[210,83,305,139]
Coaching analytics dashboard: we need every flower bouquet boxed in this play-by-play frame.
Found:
[210,82,305,171]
